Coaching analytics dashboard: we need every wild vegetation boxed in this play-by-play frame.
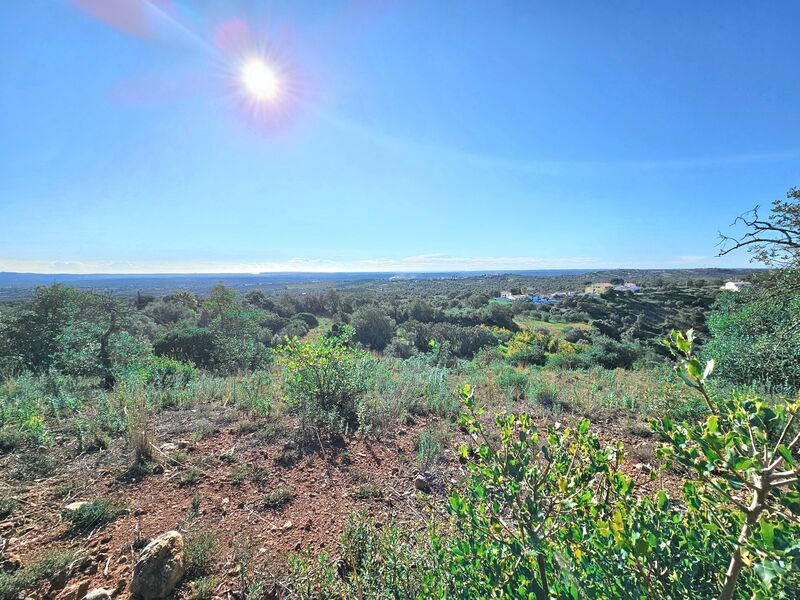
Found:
[0,190,798,598]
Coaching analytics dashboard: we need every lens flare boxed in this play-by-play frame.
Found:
[240,57,280,102]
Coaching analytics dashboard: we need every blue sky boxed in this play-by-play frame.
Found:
[1,0,798,273]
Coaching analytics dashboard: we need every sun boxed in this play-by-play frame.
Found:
[240,57,280,102]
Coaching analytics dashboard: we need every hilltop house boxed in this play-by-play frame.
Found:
[721,281,752,292]
[613,282,641,293]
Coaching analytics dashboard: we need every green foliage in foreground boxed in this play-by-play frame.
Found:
[286,333,800,599]
[277,326,373,437]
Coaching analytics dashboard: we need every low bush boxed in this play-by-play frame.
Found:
[263,487,293,508]
[64,498,124,532]
[277,326,372,437]
[0,549,75,600]
[185,531,218,577]
[415,425,450,471]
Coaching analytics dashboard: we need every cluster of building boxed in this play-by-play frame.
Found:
[584,282,641,294]
[498,290,558,304]
[498,282,641,304]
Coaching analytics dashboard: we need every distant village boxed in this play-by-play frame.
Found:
[497,279,752,304]
[497,281,642,304]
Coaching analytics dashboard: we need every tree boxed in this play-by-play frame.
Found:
[351,306,395,351]
[719,187,800,267]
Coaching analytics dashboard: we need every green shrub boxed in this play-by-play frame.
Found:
[495,366,528,402]
[415,425,449,471]
[263,487,293,508]
[277,327,372,437]
[180,466,202,486]
[185,531,218,577]
[188,576,218,600]
[526,378,561,409]
[63,498,124,532]
[0,497,17,518]
[0,549,75,600]
[285,514,441,598]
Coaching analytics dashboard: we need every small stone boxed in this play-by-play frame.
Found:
[0,553,22,573]
[83,587,112,600]
[160,443,178,453]
[54,580,90,600]
[63,501,89,517]
[414,474,431,493]
[282,520,293,530]
[130,531,185,600]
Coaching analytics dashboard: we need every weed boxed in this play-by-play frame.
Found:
[0,428,27,453]
[125,385,154,465]
[496,367,528,403]
[180,466,202,487]
[170,451,188,465]
[185,530,218,577]
[64,498,125,532]
[527,379,561,410]
[190,425,217,443]
[189,576,218,600]
[13,452,55,479]
[191,493,202,513]
[354,483,383,500]
[0,498,17,519]
[0,549,75,600]
[415,425,450,471]
[250,466,268,486]
[263,487,293,509]
[232,465,249,484]
[254,421,281,444]
[52,479,86,500]
[237,420,259,435]
[219,447,238,464]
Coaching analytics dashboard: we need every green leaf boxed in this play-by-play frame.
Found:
[760,521,775,548]
[706,415,719,434]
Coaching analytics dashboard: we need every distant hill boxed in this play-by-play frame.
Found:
[0,268,763,300]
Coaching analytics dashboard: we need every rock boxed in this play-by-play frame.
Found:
[160,443,178,453]
[0,553,22,573]
[62,501,89,517]
[414,474,431,493]
[83,588,112,600]
[51,567,71,590]
[282,520,293,530]
[129,531,185,600]
[54,580,90,600]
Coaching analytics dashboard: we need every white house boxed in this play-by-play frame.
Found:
[613,283,641,293]
[722,281,752,292]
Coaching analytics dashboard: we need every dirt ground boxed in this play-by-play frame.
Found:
[0,403,677,599]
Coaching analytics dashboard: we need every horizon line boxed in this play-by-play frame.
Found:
[0,266,765,277]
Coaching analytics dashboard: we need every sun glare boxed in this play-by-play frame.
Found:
[240,57,280,102]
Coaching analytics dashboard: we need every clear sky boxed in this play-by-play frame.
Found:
[1,1,798,273]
